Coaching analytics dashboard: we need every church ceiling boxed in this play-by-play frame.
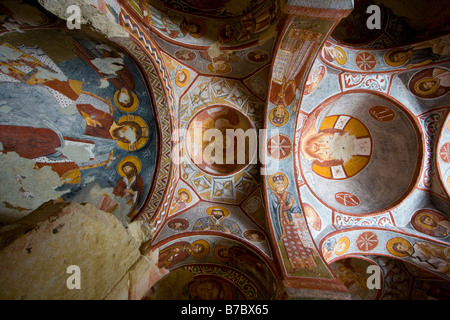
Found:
[1,0,450,300]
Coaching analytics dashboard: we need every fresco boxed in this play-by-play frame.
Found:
[152,236,278,300]
[153,201,272,258]
[321,229,450,281]
[155,36,275,79]
[320,35,450,73]
[133,0,283,47]
[5,0,450,300]
[409,67,450,99]
[0,29,157,224]
[411,209,450,238]
[330,258,380,300]
[298,92,420,214]
[263,16,338,280]
[185,105,255,176]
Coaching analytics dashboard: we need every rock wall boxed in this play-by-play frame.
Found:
[0,201,167,300]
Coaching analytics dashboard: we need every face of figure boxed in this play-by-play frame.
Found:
[214,60,227,71]
[179,192,189,202]
[304,132,333,161]
[250,233,261,241]
[122,163,136,179]
[115,124,138,144]
[218,249,229,258]
[305,208,313,220]
[188,22,200,34]
[311,75,322,90]
[173,222,183,229]
[392,51,410,62]
[274,180,286,193]
[191,244,204,254]
[176,71,187,82]
[123,165,133,178]
[274,107,285,119]
[419,79,439,93]
[334,241,346,252]
[422,80,437,90]
[332,49,343,60]
[421,215,437,227]
[224,26,234,38]
[394,242,413,255]
[212,209,225,220]
[118,88,132,107]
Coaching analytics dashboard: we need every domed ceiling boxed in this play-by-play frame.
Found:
[299,91,421,214]
[1,0,450,300]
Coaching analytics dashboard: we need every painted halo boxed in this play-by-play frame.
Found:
[190,239,210,258]
[334,236,350,255]
[268,106,289,127]
[333,46,347,65]
[206,205,230,217]
[213,245,230,262]
[268,172,289,191]
[414,77,440,95]
[415,211,440,230]
[384,48,409,67]
[386,237,412,257]
[116,114,149,152]
[177,188,192,203]
[175,69,190,87]
[114,89,139,113]
[117,156,142,177]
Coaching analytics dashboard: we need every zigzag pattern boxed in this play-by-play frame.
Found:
[120,12,176,111]
[117,11,179,224]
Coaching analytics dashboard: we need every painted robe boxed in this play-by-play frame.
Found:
[113,173,144,214]
[193,215,242,237]
[157,241,191,269]
[270,190,318,273]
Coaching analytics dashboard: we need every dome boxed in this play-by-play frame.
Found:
[298,92,422,214]
[185,105,255,176]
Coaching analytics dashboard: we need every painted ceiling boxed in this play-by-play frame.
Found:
[1,0,450,300]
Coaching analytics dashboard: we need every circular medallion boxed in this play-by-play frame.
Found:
[304,66,325,95]
[175,69,190,87]
[356,231,378,251]
[269,106,289,127]
[247,49,270,63]
[334,236,350,255]
[369,105,396,122]
[168,218,190,232]
[115,115,149,151]
[355,51,377,71]
[114,89,139,113]
[439,142,450,163]
[267,134,293,160]
[386,237,412,258]
[185,105,255,175]
[335,192,360,207]
[175,49,196,61]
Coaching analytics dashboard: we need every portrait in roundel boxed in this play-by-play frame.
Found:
[411,210,450,238]
[409,67,450,99]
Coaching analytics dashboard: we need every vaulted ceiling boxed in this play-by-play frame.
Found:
[1,0,450,300]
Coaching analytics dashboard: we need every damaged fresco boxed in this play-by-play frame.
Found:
[0,28,157,224]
